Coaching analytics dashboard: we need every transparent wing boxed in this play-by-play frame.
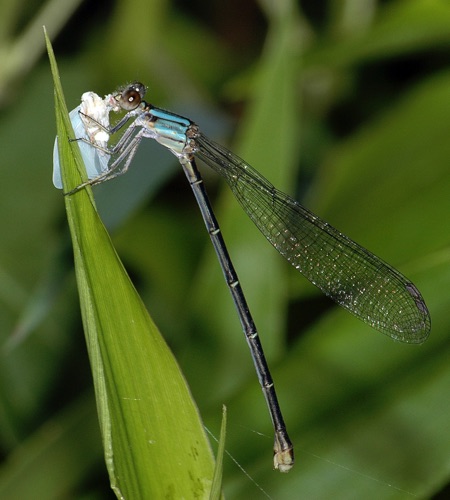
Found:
[196,134,430,343]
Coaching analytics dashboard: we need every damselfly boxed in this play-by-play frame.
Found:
[53,82,431,472]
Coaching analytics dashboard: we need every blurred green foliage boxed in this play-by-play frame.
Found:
[0,0,449,498]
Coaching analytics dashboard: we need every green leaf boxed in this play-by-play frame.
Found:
[45,29,216,499]
[209,405,227,500]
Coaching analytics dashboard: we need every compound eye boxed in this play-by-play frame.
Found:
[118,82,147,111]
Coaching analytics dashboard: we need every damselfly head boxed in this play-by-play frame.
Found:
[115,81,147,111]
